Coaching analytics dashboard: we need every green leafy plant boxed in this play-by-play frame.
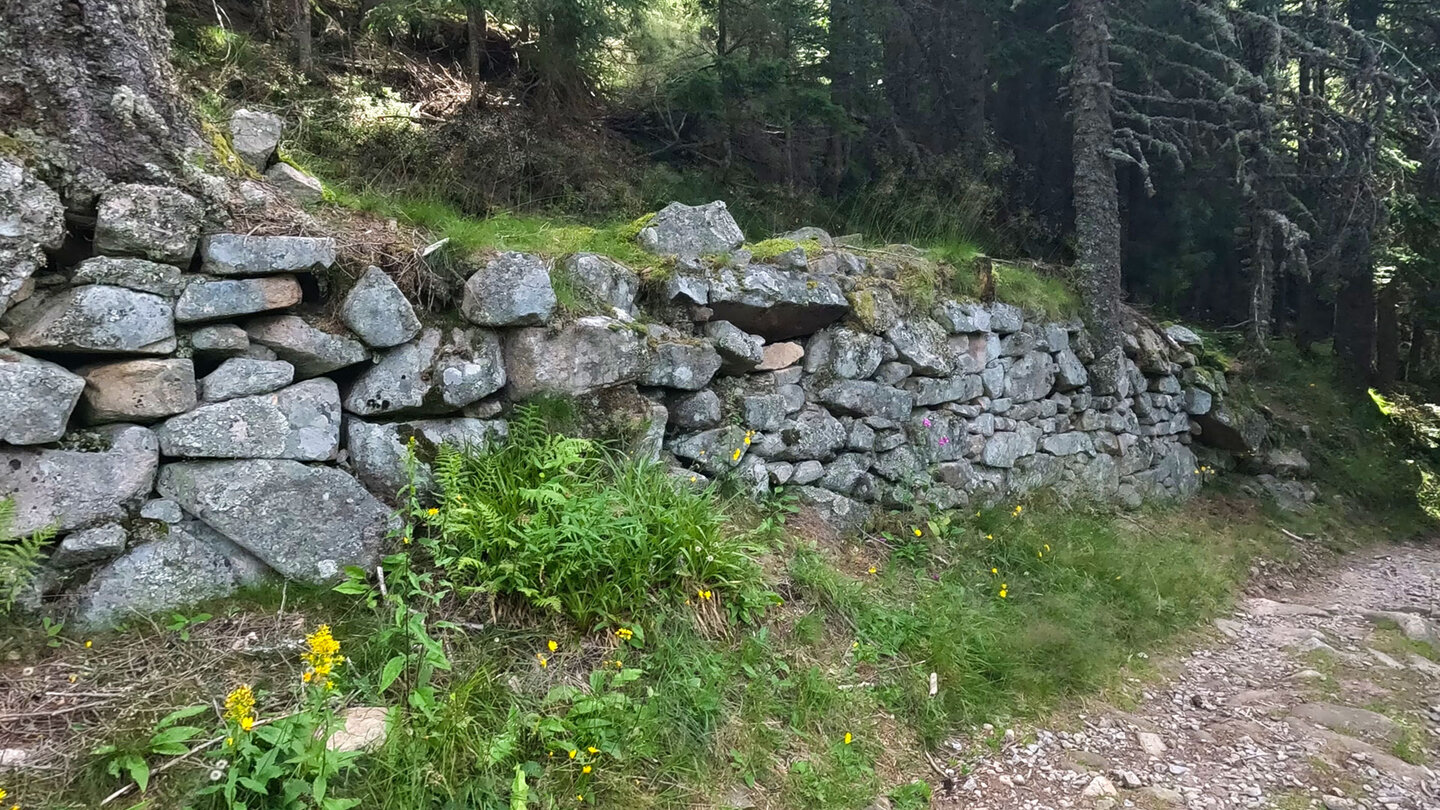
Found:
[166,611,213,641]
[0,497,55,612]
[93,705,209,793]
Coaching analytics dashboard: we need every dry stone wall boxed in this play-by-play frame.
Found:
[0,159,1240,626]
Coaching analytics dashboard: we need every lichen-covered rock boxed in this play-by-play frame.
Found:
[988,303,1024,334]
[1195,402,1266,455]
[1054,348,1088,391]
[345,327,505,416]
[817,380,913,422]
[340,266,421,348]
[741,393,788,431]
[708,264,849,341]
[793,486,870,533]
[772,406,847,462]
[5,285,176,354]
[1261,447,1310,479]
[244,315,369,377]
[704,320,764,374]
[848,285,901,333]
[1088,347,1131,398]
[140,498,183,523]
[904,374,982,407]
[156,378,341,460]
[0,350,83,444]
[264,163,324,204]
[346,417,508,499]
[819,453,872,495]
[229,108,283,169]
[637,201,745,258]
[805,325,887,380]
[76,522,269,626]
[158,459,391,583]
[201,234,337,276]
[0,159,65,312]
[563,253,639,314]
[503,316,643,398]
[1131,328,1172,374]
[669,425,751,475]
[0,424,159,534]
[1004,351,1056,403]
[885,319,951,376]
[461,252,556,327]
[78,358,196,423]
[70,256,182,297]
[50,523,127,568]
[641,330,722,390]
[175,275,302,323]
[668,389,722,430]
[94,184,203,265]
[934,300,992,334]
[1165,324,1203,347]
[1041,432,1093,456]
[199,358,295,402]
[982,429,1039,468]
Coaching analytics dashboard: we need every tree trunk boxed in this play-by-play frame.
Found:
[1068,0,1123,353]
[466,5,487,109]
[1404,320,1426,383]
[949,0,988,170]
[0,0,198,203]
[293,0,313,72]
[824,0,861,197]
[1375,282,1400,387]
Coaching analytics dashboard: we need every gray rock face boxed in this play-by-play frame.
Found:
[669,425,751,475]
[1195,402,1266,454]
[94,184,203,265]
[741,393,788,431]
[462,252,556,327]
[0,159,65,312]
[773,407,847,461]
[76,523,268,626]
[886,319,951,376]
[637,201,745,258]
[818,380,914,422]
[201,234,337,276]
[189,324,250,357]
[982,430,1039,468]
[340,266,421,348]
[1088,348,1131,398]
[139,498,183,523]
[79,358,196,423]
[346,417,508,499]
[175,275,302,323]
[200,358,295,402]
[1004,351,1056,403]
[934,300,991,334]
[230,108,283,169]
[0,424,159,535]
[704,320,764,374]
[70,256,182,297]
[708,264,849,341]
[904,374,982,407]
[848,285,901,332]
[793,486,870,533]
[668,390,722,430]
[641,331,722,390]
[503,316,643,398]
[0,350,84,444]
[156,378,341,460]
[245,315,370,377]
[988,303,1024,334]
[1262,447,1310,479]
[1165,324,1203,347]
[264,163,325,204]
[50,523,127,568]
[1054,348,1088,391]
[159,459,390,583]
[345,327,505,416]
[562,253,639,314]
[1041,432,1093,456]
[805,325,886,380]
[792,460,824,485]
[5,285,176,354]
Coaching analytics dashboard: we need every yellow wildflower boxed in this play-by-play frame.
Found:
[843,732,852,745]
[84,640,92,649]
[616,627,634,641]
[0,789,6,801]
[569,749,577,759]
[868,566,877,575]
[912,527,922,537]
[224,685,256,732]
[985,534,993,540]
[577,796,585,803]
[537,654,548,668]
[1044,544,1050,552]
[1037,551,1043,558]
[990,567,998,574]
[548,639,558,652]
[241,716,255,730]
[999,589,1008,598]
[583,765,592,774]
[587,746,599,754]
[302,625,343,686]
[731,448,742,461]
[426,508,439,516]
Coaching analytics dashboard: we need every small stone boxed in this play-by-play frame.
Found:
[229,108,283,169]
[199,358,295,402]
[1081,775,1118,798]
[668,390,723,430]
[50,523,127,568]
[461,252,556,327]
[340,266,422,349]
[79,358,197,423]
[245,315,369,377]
[641,330,722,390]
[264,163,324,204]
[326,707,390,752]
[0,350,84,444]
[1136,732,1167,758]
[705,320,765,374]
[189,324,250,357]
[562,253,639,314]
[757,342,805,370]
[140,498,184,523]
[792,460,824,485]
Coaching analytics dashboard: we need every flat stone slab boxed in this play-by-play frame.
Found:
[244,315,369,377]
[199,358,295,402]
[158,459,392,583]
[175,276,302,323]
[200,234,337,275]
[0,349,84,444]
[0,424,159,535]
[78,358,197,423]
[70,256,183,297]
[503,316,643,398]
[707,265,848,341]
[156,378,341,460]
[461,252,556,327]
[5,285,176,354]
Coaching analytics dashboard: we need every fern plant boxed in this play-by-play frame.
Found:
[0,498,55,612]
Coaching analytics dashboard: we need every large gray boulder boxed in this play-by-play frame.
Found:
[200,234,337,276]
[461,252,556,327]
[156,378,341,460]
[0,424,159,535]
[885,318,951,376]
[1196,402,1267,455]
[503,316,643,398]
[94,184,203,265]
[708,264,849,341]
[340,266,421,348]
[1004,351,1057,403]
[174,275,302,323]
[229,108,284,169]
[0,160,65,312]
[244,315,369,377]
[158,459,392,583]
[0,350,84,444]
[70,256,183,297]
[704,320,764,374]
[5,285,176,354]
[562,253,639,314]
[76,522,269,627]
[640,329,722,390]
[199,358,295,402]
[637,201,745,258]
[78,358,196,423]
[1054,348,1088,391]
[804,325,886,380]
[346,417,508,499]
[344,327,504,417]
[817,380,914,422]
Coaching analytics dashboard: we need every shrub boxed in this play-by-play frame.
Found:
[428,406,771,626]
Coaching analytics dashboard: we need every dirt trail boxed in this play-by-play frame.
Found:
[934,544,1440,810]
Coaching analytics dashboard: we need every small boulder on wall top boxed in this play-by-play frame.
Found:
[637,201,745,258]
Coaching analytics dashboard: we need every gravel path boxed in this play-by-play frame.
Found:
[934,544,1440,810]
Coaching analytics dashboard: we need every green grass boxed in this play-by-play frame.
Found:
[950,260,1080,320]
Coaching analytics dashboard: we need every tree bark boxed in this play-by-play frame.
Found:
[1374,282,1400,387]
[1068,0,1123,353]
[466,5,487,109]
[1404,320,1426,383]
[0,0,198,203]
[293,0,313,73]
